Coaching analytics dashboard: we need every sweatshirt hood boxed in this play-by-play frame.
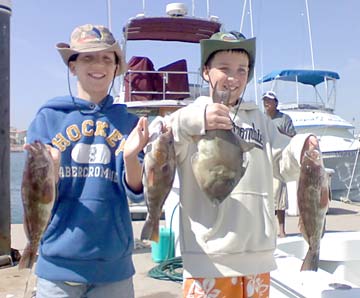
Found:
[38,95,118,114]
[196,95,259,111]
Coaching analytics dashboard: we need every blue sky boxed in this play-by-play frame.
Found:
[9,0,360,130]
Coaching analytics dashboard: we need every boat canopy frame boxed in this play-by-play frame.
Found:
[258,69,340,111]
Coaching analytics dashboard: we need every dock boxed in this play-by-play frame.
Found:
[1,200,360,298]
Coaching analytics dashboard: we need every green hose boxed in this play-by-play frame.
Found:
[147,256,183,282]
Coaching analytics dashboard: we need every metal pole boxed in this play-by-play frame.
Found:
[344,145,360,203]
[0,0,12,265]
[304,0,315,70]
[106,0,112,31]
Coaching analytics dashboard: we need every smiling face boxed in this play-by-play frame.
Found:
[203,50,249,106]
[69,51,118,103]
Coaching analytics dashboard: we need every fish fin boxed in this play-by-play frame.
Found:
[140,217,159,242]
[147,169,156,188]
[321,217,327,238]
[140,219,153,241]
[18,244,37,270]
[298,216,305,236]
[239,140,256,152]
[300,248,319,271]
[320,185,330,209]
[192,135,201,143]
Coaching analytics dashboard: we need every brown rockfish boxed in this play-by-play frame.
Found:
[191,84,255,205]
[297,148,329,271]
[141,119,176,242]
[19,141,56,269]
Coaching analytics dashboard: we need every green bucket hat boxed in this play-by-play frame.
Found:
[56,24,127,76]
[200,31,256,82]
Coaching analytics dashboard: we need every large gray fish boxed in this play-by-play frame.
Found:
[19,141,56,269]
[141,119,176,242]
[297,148,329,271]
[191,84,255,205]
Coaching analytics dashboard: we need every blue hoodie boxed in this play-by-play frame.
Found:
[27,95,144,283]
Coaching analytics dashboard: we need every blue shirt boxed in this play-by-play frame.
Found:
[27,95,144,283]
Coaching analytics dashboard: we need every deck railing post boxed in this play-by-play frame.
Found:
[0,0,12,266]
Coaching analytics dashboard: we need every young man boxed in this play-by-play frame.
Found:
[167,31,320,297]
[262,90,296,237]
[25,24,149,298]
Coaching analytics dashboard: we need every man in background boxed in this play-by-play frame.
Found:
[263,90,296,237]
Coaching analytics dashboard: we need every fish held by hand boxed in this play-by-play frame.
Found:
[140,119,176,242]
[18,141,57,269]
[297,148,329,271]
[191,84,255,205]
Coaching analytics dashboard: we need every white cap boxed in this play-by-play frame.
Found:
[262,90,278,101]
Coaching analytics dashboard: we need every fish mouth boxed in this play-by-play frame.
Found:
[212,82,232,105]
[304,149,321,161]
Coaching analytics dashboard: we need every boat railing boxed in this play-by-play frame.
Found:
[124,68,204,102]
[279,102,334,112]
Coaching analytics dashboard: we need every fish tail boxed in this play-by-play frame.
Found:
[150,220,160,243]
[141,218,160,242]
[18,244,37,270]
[301,248,319,271]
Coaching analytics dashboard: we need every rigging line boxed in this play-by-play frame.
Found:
[239,0,247,33]
[304,0,315,70]
[344,145,360,202]
[239,0,259,103]
[248,0,258,104]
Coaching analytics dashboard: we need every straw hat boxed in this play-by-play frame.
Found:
[56,24,127,76]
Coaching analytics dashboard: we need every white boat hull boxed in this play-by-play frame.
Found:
[323,150,360,201]
[283,110,360,202]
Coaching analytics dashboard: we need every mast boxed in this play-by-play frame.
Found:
[304,0,315,70]
[206,0,210,18]
[106,0,112,31]
[240,0,258,103]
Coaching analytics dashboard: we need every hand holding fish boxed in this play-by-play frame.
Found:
[45,144,61,183]
[300,135,320,163]
[124,116,149,193]
[204,103,233,131]
[124,116,149,159]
